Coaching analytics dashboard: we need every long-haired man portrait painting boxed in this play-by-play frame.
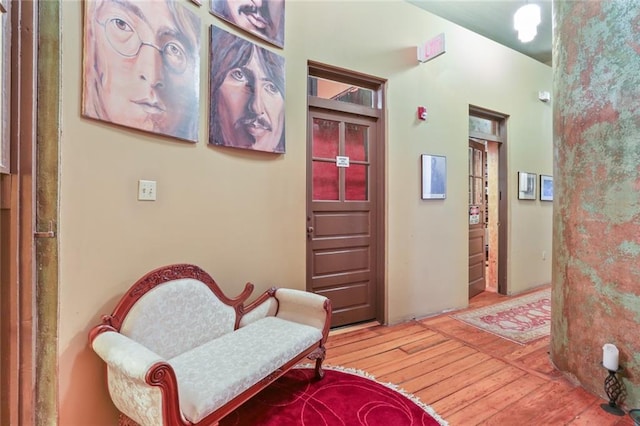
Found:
[210,0,285,48]
[209,26,285,153]
[82,0,201,142]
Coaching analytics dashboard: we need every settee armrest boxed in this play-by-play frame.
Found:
[92,331,165,378]
[274,288,331,341]
[92,331,185,425]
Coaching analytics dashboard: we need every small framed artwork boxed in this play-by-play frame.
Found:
[518,171,537,200]
[540,174,553,201]
[421,154,446,199]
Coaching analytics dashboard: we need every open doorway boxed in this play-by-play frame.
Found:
[469,106,508,296]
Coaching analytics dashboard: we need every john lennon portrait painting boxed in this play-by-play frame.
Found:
[82,0,201,142]
[210,0,285,48]
[209,26,285,153]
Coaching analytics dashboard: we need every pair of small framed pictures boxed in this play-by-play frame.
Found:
[518,172,553,201]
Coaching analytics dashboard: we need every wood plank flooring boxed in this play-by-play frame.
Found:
[324,289,634,426]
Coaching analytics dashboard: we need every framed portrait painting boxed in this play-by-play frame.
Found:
[540,174,553,201]
[81,0,201,142]
[209,26,285,154]
[210,0,285,48]
[518,171,537,200]
[421,154,446,199]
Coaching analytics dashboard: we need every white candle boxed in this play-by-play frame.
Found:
[602,343,619,371]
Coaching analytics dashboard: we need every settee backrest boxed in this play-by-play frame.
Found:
[119,278,236,359]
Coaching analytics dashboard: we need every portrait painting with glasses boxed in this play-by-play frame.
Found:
[210,0,285,48]
[82,0,201,142]
[209,26,285,154]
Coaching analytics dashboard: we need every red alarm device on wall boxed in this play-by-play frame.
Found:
[417,106,428,121]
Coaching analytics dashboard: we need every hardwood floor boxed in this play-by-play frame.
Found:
[324,289,634,426]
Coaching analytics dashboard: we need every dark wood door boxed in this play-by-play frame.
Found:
[468,140,486,298]
[307,107,377,328]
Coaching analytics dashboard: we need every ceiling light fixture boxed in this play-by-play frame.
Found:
[514,3,541,43]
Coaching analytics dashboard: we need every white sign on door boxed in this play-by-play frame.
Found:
[336,156,350,167]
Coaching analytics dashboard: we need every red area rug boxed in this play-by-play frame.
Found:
[451,288,551,344]
[220,367,448,426]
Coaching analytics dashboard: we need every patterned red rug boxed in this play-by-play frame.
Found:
[220,367,448,426]
[451,288,551,345]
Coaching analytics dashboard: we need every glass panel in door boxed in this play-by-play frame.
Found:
[345,123,368,201]
[312,118,340,201]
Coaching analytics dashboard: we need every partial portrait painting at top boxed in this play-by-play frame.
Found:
[82,0,201,142]
[210,0,285,48]
[209,26,285,154]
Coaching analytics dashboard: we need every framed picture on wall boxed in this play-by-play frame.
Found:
[81,0,201,142]
[518,171,537,200]
[540,174,553,201]
[210,0,285,48]
[421,154,446,199]
[209,26,285,153]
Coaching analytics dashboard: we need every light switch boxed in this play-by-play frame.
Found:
[138,180,157,201]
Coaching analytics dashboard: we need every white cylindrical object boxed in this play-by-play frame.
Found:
[602,343,619,371]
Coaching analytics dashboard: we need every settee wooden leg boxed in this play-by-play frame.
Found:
[308,346,326,380]
[315,357,325,380]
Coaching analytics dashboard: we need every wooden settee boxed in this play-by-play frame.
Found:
[88,264,332,426]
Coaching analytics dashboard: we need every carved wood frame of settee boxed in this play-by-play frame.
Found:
[88,263,332,426]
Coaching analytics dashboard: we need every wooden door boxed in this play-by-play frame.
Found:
[2,1,39,423]
[468,140,486,298]
[307,107,378,328]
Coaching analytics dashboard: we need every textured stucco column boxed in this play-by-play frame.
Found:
[551,1,640,409]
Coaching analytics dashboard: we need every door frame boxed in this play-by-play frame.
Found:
[469,105,509,295]
[307,61,387,325]
[1,2,59,424]
[35,1,61,423]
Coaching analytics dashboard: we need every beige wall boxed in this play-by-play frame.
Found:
[58,1,552,423]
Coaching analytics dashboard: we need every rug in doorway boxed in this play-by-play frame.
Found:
[220,365,448,426]
[451,288,551,345]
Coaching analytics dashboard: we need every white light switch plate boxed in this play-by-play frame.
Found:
[138,180,157,201]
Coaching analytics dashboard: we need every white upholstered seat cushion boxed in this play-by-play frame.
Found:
[168,316,322,423]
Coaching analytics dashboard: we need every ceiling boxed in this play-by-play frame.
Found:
[407,0,553,65]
